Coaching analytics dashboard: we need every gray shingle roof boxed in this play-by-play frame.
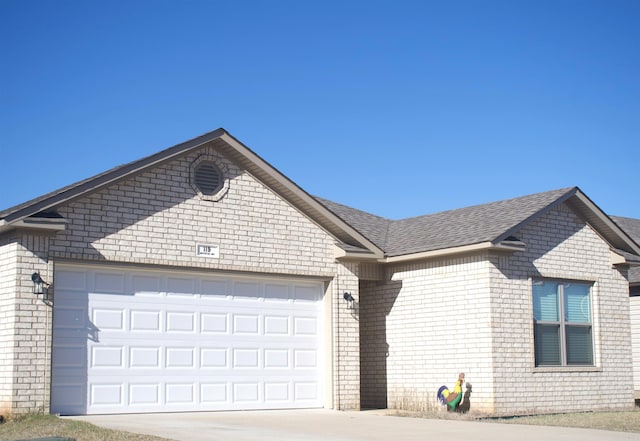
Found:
[612,216,640,285]
[315,197,390,250]
[386,188,575,256]
[317,188,577,257]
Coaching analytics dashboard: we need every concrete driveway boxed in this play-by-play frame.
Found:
[69,409,640,441]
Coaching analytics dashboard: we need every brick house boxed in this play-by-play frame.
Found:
[1,129,638,416]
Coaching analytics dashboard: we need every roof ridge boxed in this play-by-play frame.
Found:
[391,187,578,223]
[313,196,391,221]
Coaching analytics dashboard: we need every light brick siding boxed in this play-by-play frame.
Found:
[3,143,360,413]
[50,146,336,277]
[361,254,495,412]
[360,203,634,414]
[0,232,53,415]
[333,262,361,410]
[490,203,633,414]
[0,235,18,415]
[628,294,639,395]
[360,279,391,409]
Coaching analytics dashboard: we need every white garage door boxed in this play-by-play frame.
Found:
[51,264,325,415]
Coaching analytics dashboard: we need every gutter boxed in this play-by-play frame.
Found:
[379,240,526,264]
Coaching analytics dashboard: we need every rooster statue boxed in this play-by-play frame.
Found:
[437,373,465,411]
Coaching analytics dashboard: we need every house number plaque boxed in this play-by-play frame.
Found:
[196,244,220,258]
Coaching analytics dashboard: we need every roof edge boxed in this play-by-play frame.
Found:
[1,128,227,224]
[217,133,385,257]
[569,190,640,255]
[492,187,579,244]
[380,241,524,264]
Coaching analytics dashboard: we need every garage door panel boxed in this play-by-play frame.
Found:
[92,308,125,330]
[264,315,289,335]
[264,283,291,302]
[233,382,260,402]
[200,279,229,298]
[130,347,161,368]
[127,383,161,408]
[166,311,195,332]
[233,281,261,299]
[130,310,161,331]
[294,316,318,336]
[200,348,228,368]
[52,265,324,415]
[166,383,195,404]
[264,349,289,368]
[166,277,195,295]
[132,274,162,294]
[94,272,126,293]
[91,346,124,368]
[200,313,228,333]
[90,384,123,406]
[55,270,87,290]
[166,347,195,368]
[264,382,290,402]
[233,314,259,334]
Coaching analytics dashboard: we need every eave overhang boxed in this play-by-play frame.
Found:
[378,240,525,264]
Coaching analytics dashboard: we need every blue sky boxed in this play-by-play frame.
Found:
[1,0,639,219]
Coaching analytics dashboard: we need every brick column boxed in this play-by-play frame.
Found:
[13,232,53,414]
[333,261,360,410]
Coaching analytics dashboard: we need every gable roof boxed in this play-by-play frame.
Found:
[0,129,383,257]
[315,197,390,251]
[318,187,640,261]
[386,188,573,257]
[1,129,638,265]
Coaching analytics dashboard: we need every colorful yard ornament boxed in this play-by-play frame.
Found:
[437,373,465,411]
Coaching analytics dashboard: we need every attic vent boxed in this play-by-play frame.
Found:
[190,154,230,202]
[194,162,223,195]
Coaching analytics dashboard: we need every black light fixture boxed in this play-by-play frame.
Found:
[343,292,355,310]
[31,272,51,303]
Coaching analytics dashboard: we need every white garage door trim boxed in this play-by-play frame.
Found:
[52,264,326,415]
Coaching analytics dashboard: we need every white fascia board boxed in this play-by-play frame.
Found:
[381,242,495,263]
[609,248,640,266]
[0,218,67,233]
[610,249,628,266]
[380,241,526,264]
[575,191,640,255]
[333,244,380,261]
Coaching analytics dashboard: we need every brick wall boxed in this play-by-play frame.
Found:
[0,234,18,415]
[361,253,495,413]
[333,262,360,410]
[50,146,336,277]
[0,232,53,415]
[631,295,640,394]
[4,144,361,413]
[489,203,634,414]
[360,202,634,415]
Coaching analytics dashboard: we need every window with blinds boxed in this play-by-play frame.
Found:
[533,280,593,367]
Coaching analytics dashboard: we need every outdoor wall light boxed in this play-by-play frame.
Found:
[343,292,355,310]
[31,272,51,303]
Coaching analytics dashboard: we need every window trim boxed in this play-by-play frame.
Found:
[532,278,595,368]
